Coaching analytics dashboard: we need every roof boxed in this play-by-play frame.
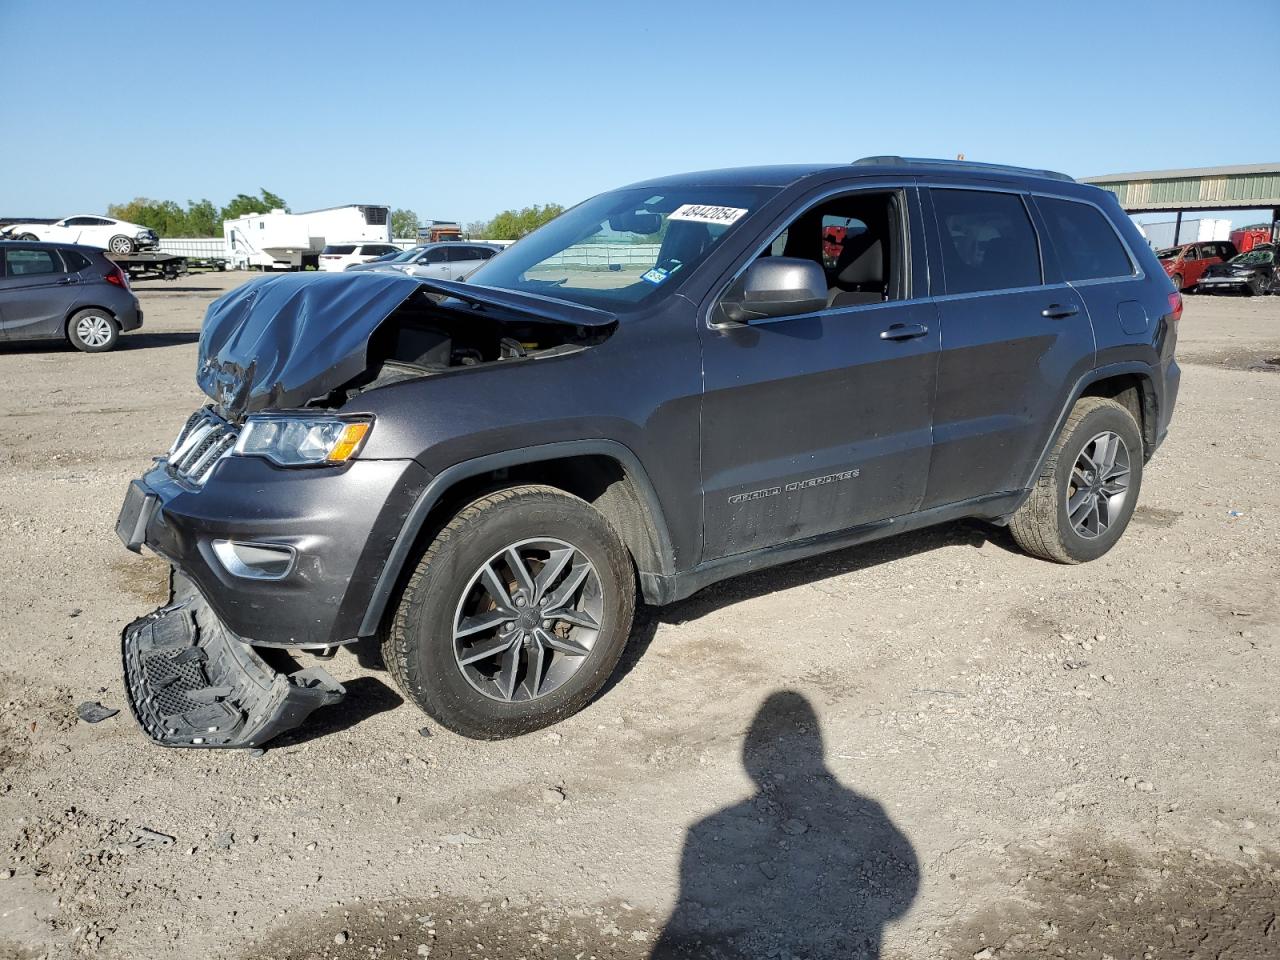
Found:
[625,157,1080,191]
[229,205,390,219]
[1082,163,1280,212]
[1083,163,1280,183]
[0,239,108,256]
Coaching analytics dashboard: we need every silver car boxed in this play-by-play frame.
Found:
[344,246,427,272]
[361,242,503,281]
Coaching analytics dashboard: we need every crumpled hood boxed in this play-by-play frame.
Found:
[198,272,425,418]
[197,272,616,419]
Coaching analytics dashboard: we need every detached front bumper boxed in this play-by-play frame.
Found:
[116,453,428,748]
[122,572,344,748]
[117,454,429,647]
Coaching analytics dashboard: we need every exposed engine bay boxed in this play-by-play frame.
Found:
[195,272,617,420]
[339,288,610,402]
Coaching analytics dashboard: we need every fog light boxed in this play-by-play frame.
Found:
[212,540,295,580]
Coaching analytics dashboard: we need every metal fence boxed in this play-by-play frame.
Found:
[157,238,228,259]
[534,243,661,269]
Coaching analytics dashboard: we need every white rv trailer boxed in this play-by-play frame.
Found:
[223,204,392,270]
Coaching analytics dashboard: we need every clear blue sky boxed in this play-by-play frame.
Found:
[1,0,1277,226]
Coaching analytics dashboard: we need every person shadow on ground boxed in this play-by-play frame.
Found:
[651,691,919,960]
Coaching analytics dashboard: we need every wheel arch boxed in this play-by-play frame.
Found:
[1010,363,1158,515]
[358,441,676,637]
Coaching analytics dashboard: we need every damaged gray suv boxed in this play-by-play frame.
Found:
[117,157,1181,747]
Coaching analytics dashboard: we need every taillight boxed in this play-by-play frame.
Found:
[1167,291,1182,322]
[105,264,129,288]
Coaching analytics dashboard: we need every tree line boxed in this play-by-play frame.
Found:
[107,190,289,238]
[102,192,567,241]
[465,204,565,240]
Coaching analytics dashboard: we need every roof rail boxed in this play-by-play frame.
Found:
[852,156,1075,183]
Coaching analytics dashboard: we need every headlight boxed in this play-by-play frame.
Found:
[233,415,372,466]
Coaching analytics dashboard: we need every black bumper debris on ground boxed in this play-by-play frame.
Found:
[121,574,344,748]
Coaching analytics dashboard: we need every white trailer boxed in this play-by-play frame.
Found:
[223,204,391,271]
[1136,216,1232,250]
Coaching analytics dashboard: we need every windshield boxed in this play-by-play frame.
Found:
[464,185,777,310]
[1155,247,1185,260]
[1231,248,1274,265]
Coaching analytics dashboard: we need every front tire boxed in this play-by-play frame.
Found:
[67,309,119,353]
[1170,273,1183,292]
[383,485,636,739]
[1009,397,1143,564]
[108,235,135,254]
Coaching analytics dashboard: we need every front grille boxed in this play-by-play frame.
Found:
[166,407,238,486]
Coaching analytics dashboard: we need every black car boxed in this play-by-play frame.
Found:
[116,157,1181,747]
[0,241,143,351]
[1197,244,1279,295]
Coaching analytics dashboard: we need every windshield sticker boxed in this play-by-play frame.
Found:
[668,204,749,226]
[641,267,670,285]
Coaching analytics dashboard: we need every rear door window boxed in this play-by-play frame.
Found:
[1036,197,1133,281]
[931,189,1042,294]
[5,247,63,276]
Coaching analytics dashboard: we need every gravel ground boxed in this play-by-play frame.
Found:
[1,274,1277,960]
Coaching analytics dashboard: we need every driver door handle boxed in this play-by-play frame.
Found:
[57,277,79,285]
[1042,303,1079,319]
[880,322,929,341]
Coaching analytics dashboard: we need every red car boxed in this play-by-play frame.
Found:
[1157,240,1237,291]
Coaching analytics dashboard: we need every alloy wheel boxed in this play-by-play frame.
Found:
[75,314,114,348]
[452,538,603,702]
[1066,431,1131,539]
[110,237,133,253]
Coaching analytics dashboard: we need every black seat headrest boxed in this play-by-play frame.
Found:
[835,235,884,287]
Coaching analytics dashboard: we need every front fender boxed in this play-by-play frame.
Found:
[355,439,677,636]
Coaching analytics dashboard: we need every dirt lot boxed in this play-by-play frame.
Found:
[1,273,1278,960]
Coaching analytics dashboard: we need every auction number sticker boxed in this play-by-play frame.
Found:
[668,204,749,226]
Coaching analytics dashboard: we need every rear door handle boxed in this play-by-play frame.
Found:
[880,323,929,341]
[1042,303,1079,319]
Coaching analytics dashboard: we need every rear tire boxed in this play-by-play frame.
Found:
[108,235,135,254]
[17,233,38,241]
[67,309,119,353]
[1009,397,1143,564]
[383,485,636,739]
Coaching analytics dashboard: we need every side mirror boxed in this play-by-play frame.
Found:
[719,257,827,324]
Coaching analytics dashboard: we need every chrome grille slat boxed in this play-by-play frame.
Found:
[166,407,238,487]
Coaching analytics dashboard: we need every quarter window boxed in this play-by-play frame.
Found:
[932,189,1041,294]
[1037,197,1133,281]
[61,249,92,272]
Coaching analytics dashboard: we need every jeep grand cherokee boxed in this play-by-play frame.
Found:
[116,156,1180,746]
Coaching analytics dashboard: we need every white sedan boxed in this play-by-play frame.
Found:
[0,216,159,254]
